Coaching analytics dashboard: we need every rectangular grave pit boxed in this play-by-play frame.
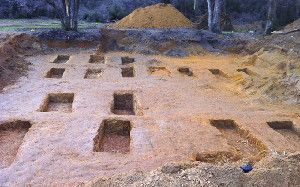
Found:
[93,119,131,154]
[89,55,105,64]
[0,121,32,167]
[267,121,300,146]
[84,69,102,79]
[40,93,74,113]
[122,67,135,77]
[112,92,136,115]
[45,68,65,78]
[121,56,135,65]
[52,55,70,64]
[210,120,266,161]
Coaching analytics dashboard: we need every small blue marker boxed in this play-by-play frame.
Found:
[240,163,253,173]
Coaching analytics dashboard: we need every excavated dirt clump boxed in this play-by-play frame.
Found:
[0,34,42,91]
[112,3,194,29]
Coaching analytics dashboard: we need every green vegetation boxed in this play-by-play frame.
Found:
[0,19,102,32]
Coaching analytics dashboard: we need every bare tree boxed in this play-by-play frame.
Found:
[265,0,278,35]
[46,0,80,31]
[207,0,223,33]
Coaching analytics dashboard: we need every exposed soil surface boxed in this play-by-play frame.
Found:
[112,3,194,29]
[0,19,300,186]
[0,51,300,186]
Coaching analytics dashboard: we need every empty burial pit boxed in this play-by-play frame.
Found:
[112,92,136,115]
[84,69,102,79]
[148,66,171,76]
[267,121,300,148]
[121,56,135,65]
[122,67,135,77]
[39,93,74,113]
[210,120,267,161]
[0,121,32,167]
[89,55,105,64]
[52,55,70,64]
[93,119,131,154]
[45,68,65,78]
[178,66,193,76]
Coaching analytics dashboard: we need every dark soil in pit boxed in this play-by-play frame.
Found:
[122,67,135,77]
[89,55,105,64]
[121,56,135,65]
[178,66,193,76]
[208,69,227,77]
[93,119,131,154]
[39,93,74,113]
[0,121,32,167]
[45,68,65,79]
[84,69,102,79]
[112,92,135,115]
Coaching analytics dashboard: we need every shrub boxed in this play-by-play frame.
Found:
[83,12,104,22]
[109,4,127,21]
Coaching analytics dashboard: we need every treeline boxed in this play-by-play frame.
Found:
[0,0,299,30]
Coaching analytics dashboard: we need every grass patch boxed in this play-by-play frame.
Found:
[0,19,102,32]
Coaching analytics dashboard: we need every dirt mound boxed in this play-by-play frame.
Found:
[86,152,300,186]
[0,34,42,91]
[231,48,300,104]
[234,19,300,104]
[282,18,300,33]
[112,3,194,29]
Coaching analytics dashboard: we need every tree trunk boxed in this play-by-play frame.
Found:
[72,0,80,31]
[206,0,223,33]
[265,0,278,35]
[207,0,213,32]
[46,0,80,31]
[62,0,71,31]
[61,0,80,31]
[212,0,223,33]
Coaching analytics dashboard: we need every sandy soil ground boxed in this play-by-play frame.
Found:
[0,50,299,186]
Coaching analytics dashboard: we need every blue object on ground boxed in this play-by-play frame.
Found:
[240,164,253,173]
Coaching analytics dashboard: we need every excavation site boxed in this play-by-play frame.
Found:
[0,1,300,186]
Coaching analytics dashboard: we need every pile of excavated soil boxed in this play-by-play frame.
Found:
[0,34,42,91]
[86,152,300,186]
[282,18,300,33]
[112,3,194,29]
[233,20,300,104]
[245,19,300,56]
[231,48,300,104]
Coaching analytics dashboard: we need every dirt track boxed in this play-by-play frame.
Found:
[0,50,299,185]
